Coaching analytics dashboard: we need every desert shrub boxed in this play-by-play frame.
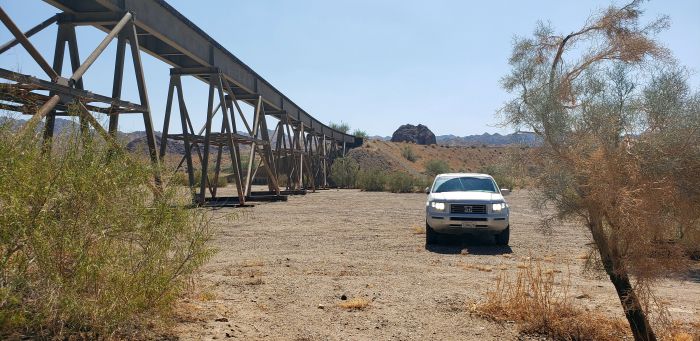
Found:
[478,164,516,190]
[401,146,417,162]
[386,172,415,193]
[352,129,368,139]
[424,159,450,176]
[328,121,350,134]
[414,175,434,192]
[0,123,213,338]
[170,171,189,186]
[330,157,359,188]
[356,168,386,191]
[476,262,630,340]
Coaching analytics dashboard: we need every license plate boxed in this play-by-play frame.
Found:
[461,222,475,228]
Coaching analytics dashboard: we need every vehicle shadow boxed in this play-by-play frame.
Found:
[425,236,513,255]
[685,267,700,283]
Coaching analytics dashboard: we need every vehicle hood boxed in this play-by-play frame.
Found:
[429,191,504,202]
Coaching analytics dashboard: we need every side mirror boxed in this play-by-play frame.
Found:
[501,188,510,196]
[424,187,430,194]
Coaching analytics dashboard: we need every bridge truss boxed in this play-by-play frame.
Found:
[0,0,360,206]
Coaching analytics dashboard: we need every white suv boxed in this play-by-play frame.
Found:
[425,173,510,246]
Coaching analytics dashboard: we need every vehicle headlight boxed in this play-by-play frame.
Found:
[430,201,446,211]
[492,202,507,212]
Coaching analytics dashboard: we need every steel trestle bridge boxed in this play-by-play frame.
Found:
[0,0,361,206]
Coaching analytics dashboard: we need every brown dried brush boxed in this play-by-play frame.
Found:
[476,262,630,341]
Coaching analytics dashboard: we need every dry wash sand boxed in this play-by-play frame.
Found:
[172,189,700,340]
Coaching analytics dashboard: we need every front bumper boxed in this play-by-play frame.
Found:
[426,211,509,234]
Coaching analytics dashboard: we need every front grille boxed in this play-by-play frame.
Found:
[450,217,487,221]
[450,204,487,214]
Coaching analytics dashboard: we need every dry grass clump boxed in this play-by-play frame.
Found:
[663,320,700,341]
[461,263,494,272]
[412,225,426,234]
[475,262,630,340]
[338,297,371,310]
[241,259,265,267]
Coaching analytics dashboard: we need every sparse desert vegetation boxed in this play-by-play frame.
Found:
[329,157,359,188]
[0,122,214,338]
[171,188,700,339]
[401,145,418,162]
[476,261,630,340]
[2,0,698,340]
[500,1,700,338]
[355,168,388,191]
[338,297,371,310]
[328,121,350,134]
[386,172,416,193]
[352,129,368,139]
[424,159,450,176]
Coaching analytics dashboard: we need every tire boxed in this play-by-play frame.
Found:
[495,226,510,246]
[425,222,438,246]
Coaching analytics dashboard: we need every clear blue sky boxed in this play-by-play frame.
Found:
[1,0,699,136]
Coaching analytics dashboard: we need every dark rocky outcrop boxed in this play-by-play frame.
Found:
[390,124,436,145]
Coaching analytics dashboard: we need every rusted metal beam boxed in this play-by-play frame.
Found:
[0,68,148,112]
[69,12,132,86]
[0,14,57,54]
[0,7,58,80]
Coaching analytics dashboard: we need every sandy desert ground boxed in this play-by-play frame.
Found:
[171,189,700,340]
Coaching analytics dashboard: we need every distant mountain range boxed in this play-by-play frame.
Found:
[370,131,540,146]
[3,117,541,151]
[2,117,262,155]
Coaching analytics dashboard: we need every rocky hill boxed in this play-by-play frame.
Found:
[390,124,436,145]
[346,139,533,177]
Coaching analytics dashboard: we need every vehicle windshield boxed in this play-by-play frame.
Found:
[432,176,498,193]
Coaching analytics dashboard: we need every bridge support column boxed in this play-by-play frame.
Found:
[160,68,282,206]
[0,9,161,185]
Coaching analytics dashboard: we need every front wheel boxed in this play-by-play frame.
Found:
[495,226,510,246]
[425,222,438,246]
